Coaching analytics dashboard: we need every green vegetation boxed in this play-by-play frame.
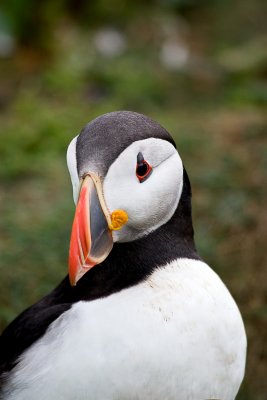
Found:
[0,1,266,398]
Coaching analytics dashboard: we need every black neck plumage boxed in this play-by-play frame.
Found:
[48,167,199,304]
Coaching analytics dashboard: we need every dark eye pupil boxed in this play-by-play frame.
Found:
[136,163,148,177]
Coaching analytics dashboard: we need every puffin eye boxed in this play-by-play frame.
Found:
[136,152,153,183]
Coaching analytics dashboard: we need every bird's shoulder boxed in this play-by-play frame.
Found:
[0,277,72,377]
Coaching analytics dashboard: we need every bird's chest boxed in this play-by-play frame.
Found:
[4,262,246,400]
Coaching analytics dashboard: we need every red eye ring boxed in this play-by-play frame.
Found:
[136,159,153,183]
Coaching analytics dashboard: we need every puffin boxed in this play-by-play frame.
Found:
[0,111,246,400]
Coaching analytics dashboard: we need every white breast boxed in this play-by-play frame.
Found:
[3,259,246,400]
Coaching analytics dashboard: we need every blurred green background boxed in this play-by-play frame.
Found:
[0,0,266,398]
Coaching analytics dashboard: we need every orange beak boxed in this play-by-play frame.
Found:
[68,174,128,286]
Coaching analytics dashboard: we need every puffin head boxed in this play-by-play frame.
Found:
[67,111,197,286]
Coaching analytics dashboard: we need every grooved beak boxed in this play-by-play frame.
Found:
[68,174,127,286]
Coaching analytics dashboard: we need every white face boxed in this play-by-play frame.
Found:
[103,138,183,242]
[67,137,184,243]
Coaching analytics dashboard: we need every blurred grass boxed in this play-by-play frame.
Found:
[0,1,267,399]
